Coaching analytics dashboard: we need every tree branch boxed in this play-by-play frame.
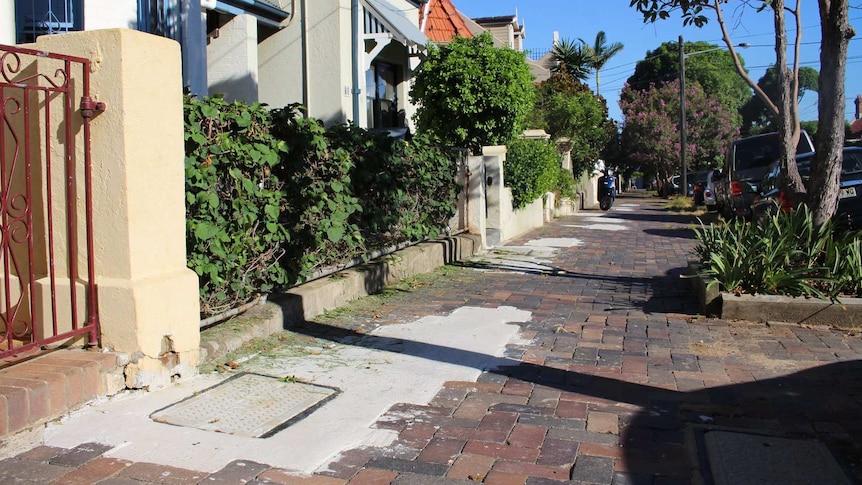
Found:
[711,0,779,116]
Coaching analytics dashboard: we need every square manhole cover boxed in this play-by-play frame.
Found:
[704,431,851,485]
[151,373,339,438]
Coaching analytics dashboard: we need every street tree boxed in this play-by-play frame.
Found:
[741,66,819,135]
[410,32,535,153]
[620,80,737,187]
[550,38,592,82]
[579,31,624,96]
[630,0,855,226]
[625,40,750,125]
[530,71,616,176]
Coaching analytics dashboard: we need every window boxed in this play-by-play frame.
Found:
[365,62,402,129]
[15,0,83,44]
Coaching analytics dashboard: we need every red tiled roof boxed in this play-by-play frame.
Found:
[852,118,862,136]
[419,0,473,42]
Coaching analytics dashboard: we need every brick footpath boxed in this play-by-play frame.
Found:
[3,192,862,484]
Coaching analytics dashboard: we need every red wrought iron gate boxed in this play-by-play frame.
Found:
[0,44,102,359]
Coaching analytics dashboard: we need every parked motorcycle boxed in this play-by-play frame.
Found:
[598,170,616,211]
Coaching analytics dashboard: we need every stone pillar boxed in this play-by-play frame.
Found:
[465,155,487,249]
[35,30,201,389]
[482,146,507,247]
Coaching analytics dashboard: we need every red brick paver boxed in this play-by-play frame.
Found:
[4,193,862,484]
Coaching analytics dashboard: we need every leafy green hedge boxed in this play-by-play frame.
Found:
[184,98,460,316]
[184,95,289,316]
[504,139,572,210]
[693,207,862,299]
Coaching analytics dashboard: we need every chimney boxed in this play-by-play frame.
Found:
[856,94,862,120]
[553,31,560,46]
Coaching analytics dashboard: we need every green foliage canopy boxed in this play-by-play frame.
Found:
[741,66,819,135]
[530,72,615,176]
[504,139,567,210]
[184,95,289,315]
[410,32,535,153]
[550,38,592,81]
[625,40,750,125]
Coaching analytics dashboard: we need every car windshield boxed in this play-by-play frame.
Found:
[734,134,814,171]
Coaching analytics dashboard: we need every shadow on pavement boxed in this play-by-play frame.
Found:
[450,260,698,315]
[602,210,703,226]
[642,228,698,240]
[276,311,862,483]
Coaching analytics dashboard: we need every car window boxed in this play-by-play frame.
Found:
[732,132,814,172]
[735,139,779,171]
[843,151,862,175]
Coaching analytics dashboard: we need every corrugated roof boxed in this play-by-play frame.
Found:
[419,0,473,42]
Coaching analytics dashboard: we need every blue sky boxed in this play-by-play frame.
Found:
[456,0,862,124]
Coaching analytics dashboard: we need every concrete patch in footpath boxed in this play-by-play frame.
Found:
[42,306,531,474]
[150,373,338,438]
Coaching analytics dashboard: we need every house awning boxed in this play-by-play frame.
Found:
[362,0,428,49]
[214,0,292,27]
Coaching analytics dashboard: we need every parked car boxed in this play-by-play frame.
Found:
[704,170,718,212]
[751,147,862,229]
[713,131,815,219]
[665,175,693,197]
[690,171,711,205]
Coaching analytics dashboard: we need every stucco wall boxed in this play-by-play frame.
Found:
[85,0,139,30]
[34,29,201,389]
[260,0,349,124]
[1,2,15,44]
[208,14,259,102]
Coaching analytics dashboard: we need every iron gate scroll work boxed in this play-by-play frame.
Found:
[0,44,102,359]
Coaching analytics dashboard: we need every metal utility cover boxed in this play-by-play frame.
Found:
[704,431,851,485]
[151,373,339,438]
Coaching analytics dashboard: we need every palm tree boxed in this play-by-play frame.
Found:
[550,38,591,82]
[579,31,624,96]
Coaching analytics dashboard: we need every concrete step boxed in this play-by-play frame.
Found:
[0,350,126,440]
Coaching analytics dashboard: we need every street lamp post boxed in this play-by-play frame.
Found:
[677,36,748,196]
[679,36,687,196]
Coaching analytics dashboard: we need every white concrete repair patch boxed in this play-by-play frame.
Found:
[612,203,639,212]
[566,216,616,224]
[569,223,629,231]
[524,237,584,248]
[43,306,531,474]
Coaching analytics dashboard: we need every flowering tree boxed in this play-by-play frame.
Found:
[630,0,854,225]
[620,80,737,186]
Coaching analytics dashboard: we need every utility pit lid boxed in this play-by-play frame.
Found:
[150,373,339,438]
[704,431,851,485]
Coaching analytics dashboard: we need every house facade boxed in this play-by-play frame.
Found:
[259,0,427,131]
[4,0,427,131]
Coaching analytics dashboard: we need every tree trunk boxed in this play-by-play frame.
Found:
[772,0,806,204]
[809,0,853,226]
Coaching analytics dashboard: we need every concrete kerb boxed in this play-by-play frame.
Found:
[199,234,483,365]
[687,261,862,328]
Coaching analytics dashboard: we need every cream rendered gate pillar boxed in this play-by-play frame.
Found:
[35,30,201,389]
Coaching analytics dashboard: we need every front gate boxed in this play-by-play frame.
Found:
[0,44,101,359]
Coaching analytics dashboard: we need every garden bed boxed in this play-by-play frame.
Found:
[687,261,862,328]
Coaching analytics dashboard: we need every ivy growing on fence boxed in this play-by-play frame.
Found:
[184,95,289,316]
[184,98,461,316]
